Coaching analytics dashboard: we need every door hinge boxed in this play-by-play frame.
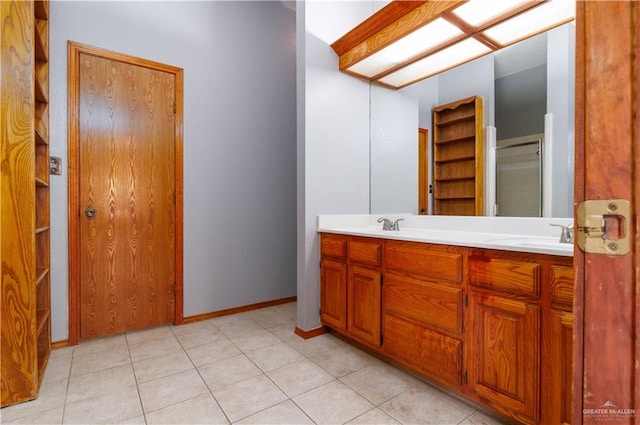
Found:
[577,199,630,255]
[172,99,177,114]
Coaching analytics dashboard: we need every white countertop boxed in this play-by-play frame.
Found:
[317,215,574,257]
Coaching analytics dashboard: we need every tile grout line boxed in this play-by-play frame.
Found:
[124,331,149,425]
[170,321,233,424]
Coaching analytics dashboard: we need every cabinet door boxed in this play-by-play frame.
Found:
[348,266,381,347]
[320,259,347,331]
[544,309,573,425]
[468,293,540,424]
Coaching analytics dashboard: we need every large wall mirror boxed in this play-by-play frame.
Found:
[369,22,575,218]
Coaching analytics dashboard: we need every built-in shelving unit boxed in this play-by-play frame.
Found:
[33,0,52,386]
[1,0,51,407]
[432,96,484,216]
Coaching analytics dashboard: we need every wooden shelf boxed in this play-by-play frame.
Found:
[35,268,49,289]
[35,177,49,187]
[432,96,483,216]
[34,61,49,105]
[434,175,475,182]
[434,135,475,145]
[435,155,476,164]
[34,103,49,143]
[435,114,475,127]
[36,309,50,337]
[34,78,47,104]
[33,26,48,62]
[34,0,49,20]
[35,226,49,235]
[35,125,48,145]
[435,195,476,200]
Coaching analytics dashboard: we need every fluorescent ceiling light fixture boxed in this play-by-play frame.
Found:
[348,18,463,77]
[331,0,575,89]
[379,38,492,88]
[483,0,575,45]
[452,0,532,27]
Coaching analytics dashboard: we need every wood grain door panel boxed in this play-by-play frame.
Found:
[383,313,462,389]
[546,310,573,425]
[320,259,347,331]
[383,272,463,337]
[347,265,381,347]
[78,53,176,339]
[468,293,540,424]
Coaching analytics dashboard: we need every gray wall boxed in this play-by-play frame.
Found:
[49,1,296,341]
[296,1,385,331]
[495,64,547,141]
[370,85,418,214]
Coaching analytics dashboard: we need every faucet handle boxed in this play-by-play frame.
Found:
[392,218,405,231]
[550,223,573,244]
[377,217,393,231]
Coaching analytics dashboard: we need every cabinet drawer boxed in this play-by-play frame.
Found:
[469,255,541,297]
[384,273,463,336]
[348,238,382,268]
[384,314,462,389]
[320,234,347,260]
[385,241,464,283]
[551,265,574,307]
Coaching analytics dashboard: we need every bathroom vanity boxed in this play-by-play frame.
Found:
[318,215,573,425]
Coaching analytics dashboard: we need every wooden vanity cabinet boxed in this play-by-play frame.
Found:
[347,238,382,348]
[543,260,574,425]
[382,241,465,389]
[467,250,542,424]
[319,234,348,331]
[319,233,574,424]
[319,234,383,348]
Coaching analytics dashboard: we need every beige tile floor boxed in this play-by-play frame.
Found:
[1,302,507,425]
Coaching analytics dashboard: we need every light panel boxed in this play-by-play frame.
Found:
[348,18,464,78]
[331,0,576,89]
[483,0,575,45]
[379,38,492,88]
[452,0,532,27]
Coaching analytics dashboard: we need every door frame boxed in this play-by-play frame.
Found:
[418,127,429,215]
[574,2,639,422]
[67,41,184,345]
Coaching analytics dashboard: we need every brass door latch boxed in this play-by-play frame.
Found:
[576,199,630,255]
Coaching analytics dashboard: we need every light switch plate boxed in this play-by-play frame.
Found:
[50,156,62,175]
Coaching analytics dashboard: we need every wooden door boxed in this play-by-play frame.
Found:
[319,259,347,331]
[347,265,381,347]
[574,2,639,423]
[468,293,540,424]
[68,43,184,342]
[418,128,429,214]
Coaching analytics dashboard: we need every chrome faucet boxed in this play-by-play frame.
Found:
[377,217,404,231]
[377,217,393,230]
[550,223,574,244]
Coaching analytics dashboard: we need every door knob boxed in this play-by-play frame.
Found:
[85,207,97,218]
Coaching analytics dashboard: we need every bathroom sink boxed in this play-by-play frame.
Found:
[487,237,573,251]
